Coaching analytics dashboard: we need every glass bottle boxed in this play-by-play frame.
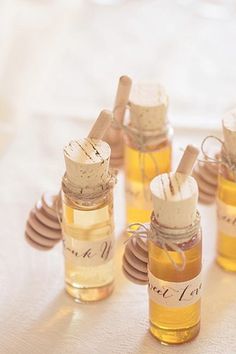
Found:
[61,138,115,302]
[148,172,202,345]
[124,83,172,225]
[217,112,236,271]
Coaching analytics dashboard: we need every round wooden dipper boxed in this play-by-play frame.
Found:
[25,192,62,250]
[122,145,199,284]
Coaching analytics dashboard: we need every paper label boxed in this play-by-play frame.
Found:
[63,235,114,267]
[217,198,236,237]
[148,270,202,308]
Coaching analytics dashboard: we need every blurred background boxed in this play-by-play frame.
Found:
[1,0,236,156]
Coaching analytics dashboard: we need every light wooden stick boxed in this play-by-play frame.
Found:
[113,75,132,124]
[87,110,113,140]
[176,145,199,175]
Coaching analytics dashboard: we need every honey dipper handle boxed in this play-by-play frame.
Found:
[176,145,199,176]
[113,75,132,124]
[87,110,113,140]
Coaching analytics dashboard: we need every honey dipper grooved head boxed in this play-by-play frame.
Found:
[122,237,148,285]
[25,192,62,250]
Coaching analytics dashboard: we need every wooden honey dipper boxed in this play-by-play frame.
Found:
[25,110,113,250]
[192,152,220,205]
[25,192,62,250]
[122,145,200,285]
[104,75,132,168]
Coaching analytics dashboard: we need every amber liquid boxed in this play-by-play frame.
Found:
[148,233,202,344]
[217,173,236,271]
[124,140,171,224]
[62,191,114,302]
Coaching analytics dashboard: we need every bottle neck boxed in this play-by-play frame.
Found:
[61,171,116,208]
[150,211,201,246]
[124,124,173,151]
[220,146,236,182]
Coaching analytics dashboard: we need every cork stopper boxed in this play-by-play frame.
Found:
[129,83,168,131]
[64,139,111,188]
[222,110,236,163]
[150,145,199,228]
[64,109,112,189]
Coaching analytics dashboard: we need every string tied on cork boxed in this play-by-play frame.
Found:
[62,169,117,204]
[199,111,236,183]
[200,135,236,182]
[61,109,117,210]
[127,212,201,271]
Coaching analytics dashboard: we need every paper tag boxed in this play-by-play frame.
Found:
[148,270,202,308]
[217,198,236,237]
[63,235,114,267]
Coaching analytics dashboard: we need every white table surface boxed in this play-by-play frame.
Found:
[1,114,236,354]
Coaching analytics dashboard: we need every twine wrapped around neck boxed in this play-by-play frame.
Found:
[201,135,236,182]
[127,211,201,272]
[113,102,173,150]
[61,169,117,204]
[113,104,173,198]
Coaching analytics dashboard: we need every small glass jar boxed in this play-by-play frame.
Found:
[148,211,202,345]
[61,173,115,302]
[217,150,236,271]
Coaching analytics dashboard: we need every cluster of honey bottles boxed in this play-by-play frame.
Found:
[59,75,236,346]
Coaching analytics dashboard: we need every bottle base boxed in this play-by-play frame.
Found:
[216,255,236,272]
[149,321,200,345]
[65,281,114,302]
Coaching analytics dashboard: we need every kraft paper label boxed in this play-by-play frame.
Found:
[148,270,202,308]
[63,235,114,266]
[217,198,236,237]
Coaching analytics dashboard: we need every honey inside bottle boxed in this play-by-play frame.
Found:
[217,171,236,271]
[125,139,171,224]
[149,233,202,344]
[216,112,236,272]
[62,191,115,302]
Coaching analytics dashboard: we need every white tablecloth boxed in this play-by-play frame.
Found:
[1,114,236,354]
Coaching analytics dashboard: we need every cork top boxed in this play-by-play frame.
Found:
[150,172,198,228]
[129,83,168,131]
[222,110,236,163]
[64,138,111,189]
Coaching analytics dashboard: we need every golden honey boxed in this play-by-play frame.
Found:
[62,191,115,302]
[124,140,172,224]
[148,231,202,344]
[217,173,236,271]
